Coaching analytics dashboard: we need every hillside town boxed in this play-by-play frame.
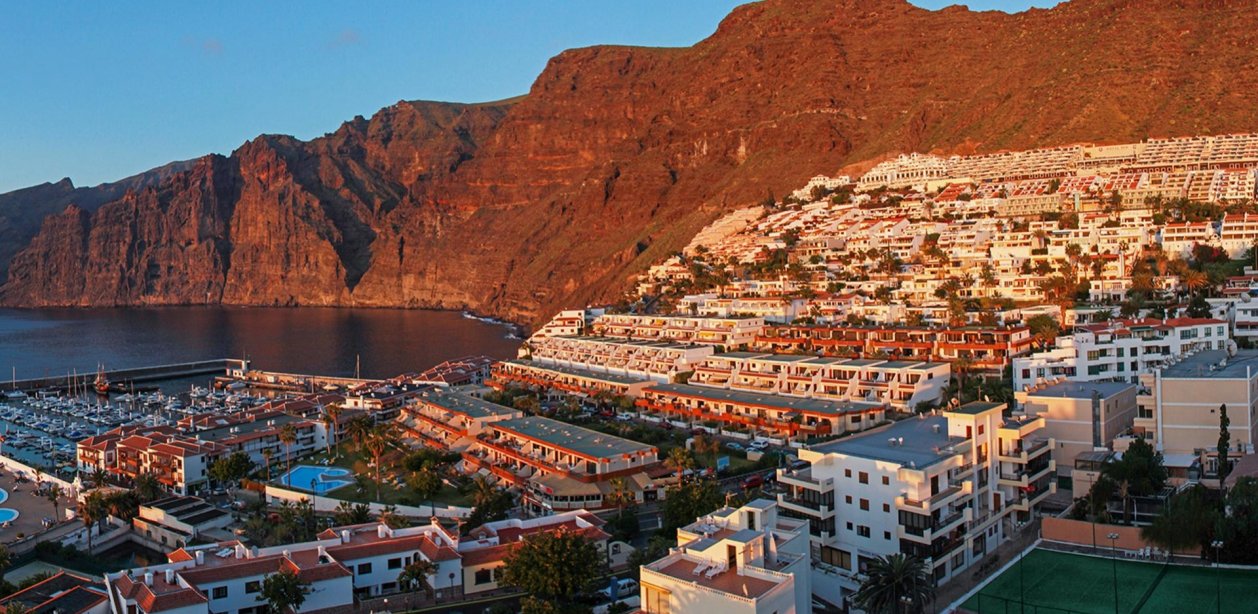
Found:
[5,133,1258,614]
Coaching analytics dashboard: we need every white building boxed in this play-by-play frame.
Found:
[776,402,1053,603]
[1012,317,1230,391]
[639,499,812,614]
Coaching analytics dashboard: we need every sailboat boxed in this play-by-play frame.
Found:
[5,367,26,400]
[94,364,111,395]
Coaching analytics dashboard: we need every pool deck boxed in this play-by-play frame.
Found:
[0,466,66,543]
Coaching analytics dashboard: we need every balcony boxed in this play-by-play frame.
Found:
[777,495,835,519]
[998,460,1056,488]
[896,483,968,513]
[997,437,1053,464]
[777,468,834,492]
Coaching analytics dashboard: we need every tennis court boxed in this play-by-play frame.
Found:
[960,549,1258,613]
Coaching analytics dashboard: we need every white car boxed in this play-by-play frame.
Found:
[748,439,770,450]
[614,413,634,422]
[599,578,639,600]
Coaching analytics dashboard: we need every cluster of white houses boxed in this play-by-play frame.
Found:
[103,513,613,614]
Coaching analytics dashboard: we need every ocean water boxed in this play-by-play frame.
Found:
[0,306,521,384]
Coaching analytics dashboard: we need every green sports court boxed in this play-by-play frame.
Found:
[959,548,1258,613]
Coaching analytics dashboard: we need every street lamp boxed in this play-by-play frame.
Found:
[1211,539,1225,614]
[1107,532,1120,614]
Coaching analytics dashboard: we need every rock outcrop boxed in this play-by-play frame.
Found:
[5,0,1258,326]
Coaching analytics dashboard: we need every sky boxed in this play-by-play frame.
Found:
[0,1,1057,194]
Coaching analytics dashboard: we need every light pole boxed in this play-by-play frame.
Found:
[1212,539,1224,614]
[1019,544,1026,614]
[1107,532,1120,614]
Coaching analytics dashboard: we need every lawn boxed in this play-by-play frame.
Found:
[962,549,1258,614]
[285,448,474,509]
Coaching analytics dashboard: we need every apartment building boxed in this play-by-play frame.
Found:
[637,383,886,442]
[639,499,812,614]
[398,389,522,449]
[78,426,224,496]
[193,410,325,471]
[1160,221,1218,258]
[1134,350,1258,469]
[470,416,662,514]
[488,359,653,399]
[1220,213,1258,257]
[0,572,109,614]
[526,335,714,383]
[754,325,1032,370]
[684,352,948,411]
[591,314,766,348]
[1012,317,1230,391]
[133,496,233,550]
[105,514,610,614]
[1015,380,1139,475]
[775,402,1053,597]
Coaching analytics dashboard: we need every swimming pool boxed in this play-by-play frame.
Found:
[278,465,354,494]
[0,488,8,505]
[0,509,18,523]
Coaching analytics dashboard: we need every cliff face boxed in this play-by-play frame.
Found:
[6,0,1258,325]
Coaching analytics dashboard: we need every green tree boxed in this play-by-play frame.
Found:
[80,490,108,550]
[408,467,443,517]
[363,423,400,500]
[334,501,372,525]
[1186,294,1212,318]
[133,473,163,503]
[665,447,695,483]
[852,553,935,614]
[43,485,63,522]
[209,452,255,495]
[1215,477,1258,563]
[661,479,723,533]
[1102,437,1167,523]
[501,531,604,608]
[397,558,437,597]
[1219,403,1232,486]
[321,404,343,458]
[379,505,409,529]
[260,569,308,614]
[345,415,373,452]
[1142,484,1216,559]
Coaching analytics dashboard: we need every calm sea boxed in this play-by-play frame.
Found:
[0,307,522,386]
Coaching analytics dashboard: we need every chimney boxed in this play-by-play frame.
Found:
[164,569,175,585]
[195,550,204,565]
[317,545,327,559]
[341,529,351,544]
[235,544,246,559]
[144,572,154,587]
[377,524,387,539]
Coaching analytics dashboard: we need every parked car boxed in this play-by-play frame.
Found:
[599,578,639,601]
[724,442,745,452]
[615,413,634,422]
[741,474,764,490]
[748,439,770,450]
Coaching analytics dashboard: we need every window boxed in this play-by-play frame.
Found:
[859,498,870,511]
[884,531,892,540]
[358,562,372,575]
[978,424,984,436]
[245,581,261,594]
[882,476,890,485]
[474,568,494,585]
[820,546,851,569]
[858,471,869,484]
[845,495,853,504]
[883,503,891,513]
[857,525,871,538]
[845,468,852,478]
[212,587,228,600]
[388,558,402,570]
[846,521,854,531]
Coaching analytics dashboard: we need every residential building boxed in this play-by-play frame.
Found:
[1012,317,1230,391]
[526,335,714,383]
[776,402,1053,599]
[78,426,224,496]
[639,499,812,614]
[591,314,766,348]
[686,352,948,410]
[1134,350,1258,472]
[0,572,109,614]
[488,359,653,399]
[753,325,1032,371]
[398,388,522,449]
[1015,380,1139,475]
[133,496,233,550]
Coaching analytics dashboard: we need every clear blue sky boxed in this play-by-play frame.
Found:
[0,1,1057,193]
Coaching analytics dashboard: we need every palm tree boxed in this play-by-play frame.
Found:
[133,472,162,502]
[363,424,399,500]
[852,553,935,614]
[80,491,107,550]
[1037,275,1077,327]
[1182,269,1208,295]
[665,448,695,484]
[321,404,343,458]
[398,558,437,598]
[279,424,297,480]
[605,477,635,512]
[44,484,63,521]
[345,415,373,452]
[261,448,274,482]
[90,467,109,488]
[470,474,499,510]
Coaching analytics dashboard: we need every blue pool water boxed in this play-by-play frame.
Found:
[0,509,18,523]
[0,488,8,504]
[278,465,354,494]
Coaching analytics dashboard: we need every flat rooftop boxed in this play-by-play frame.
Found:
[504,359,649,385]
[418,389,520,419]
[653,556,780,599]
[1026,380,1136,400]
[494,416,656,459]
[809,415,963,469]
[647,383,883,416]
[945,401,1005,416]
[1160,350,1258,379]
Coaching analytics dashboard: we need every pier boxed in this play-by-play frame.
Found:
[216,368,379,393]
[5,358,244,393]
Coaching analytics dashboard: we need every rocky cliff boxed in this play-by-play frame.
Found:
[5,0,1258,326]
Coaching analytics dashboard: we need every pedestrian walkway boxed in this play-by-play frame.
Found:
[938,518,1041,612]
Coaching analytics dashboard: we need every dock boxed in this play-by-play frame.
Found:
[216,368,379,393]
[5,358,245,393]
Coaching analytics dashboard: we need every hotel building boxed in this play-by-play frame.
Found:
[753,325,1033,371]
[1015,380,1139,475]
[639,499,813,614]
[590,314,766,349]
[488,359,653,400]
[526,335,714,383]
[775,402,1053,597]
[1012,318,1229,391]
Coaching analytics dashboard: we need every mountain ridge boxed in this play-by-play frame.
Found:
[5,0,1258,327]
